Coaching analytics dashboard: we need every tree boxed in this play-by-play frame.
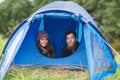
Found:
[0,0,120,40]
[0,0,33,35]
[88,0,120,39]
[32,0,53,12]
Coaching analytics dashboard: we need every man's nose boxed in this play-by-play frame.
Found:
[69,39,72,42]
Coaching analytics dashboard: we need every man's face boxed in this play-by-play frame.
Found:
[66,33,76,47]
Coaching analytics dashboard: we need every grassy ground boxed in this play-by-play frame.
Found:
[5,67,89,80]
[4,66,120,80]
[104,69,120,80]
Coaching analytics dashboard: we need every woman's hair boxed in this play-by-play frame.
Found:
[37,30,49,41]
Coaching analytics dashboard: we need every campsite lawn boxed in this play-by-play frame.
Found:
[5,67,89,80]
[4,67,120,80]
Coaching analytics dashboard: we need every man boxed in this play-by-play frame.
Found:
[62,30,79,57]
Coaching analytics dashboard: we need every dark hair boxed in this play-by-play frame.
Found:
[65,30,76,38]
[37,30,49,41]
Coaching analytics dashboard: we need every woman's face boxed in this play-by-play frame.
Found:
[39,37,48,47]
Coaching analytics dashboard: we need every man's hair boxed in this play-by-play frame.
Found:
[65,30,76,38]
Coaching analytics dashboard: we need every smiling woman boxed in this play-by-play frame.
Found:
[37,30,55,58]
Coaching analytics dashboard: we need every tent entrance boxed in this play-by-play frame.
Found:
[13,12,87,66]
[37,12,81,57]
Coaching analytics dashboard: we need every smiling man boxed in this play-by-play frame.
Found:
[62,30,79,57]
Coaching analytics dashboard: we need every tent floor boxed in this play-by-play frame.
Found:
[12,64,88,71]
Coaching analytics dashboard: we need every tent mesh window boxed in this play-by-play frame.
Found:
[91,32,112,74]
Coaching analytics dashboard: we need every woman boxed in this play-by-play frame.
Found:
[37,30,55,58]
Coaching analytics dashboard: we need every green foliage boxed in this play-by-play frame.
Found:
[0,0,120,39]
[32,0,53,12]
[110,38,120,52]
[0,0,33,34]
[0,35,7,62]
[70,0,120,38]
[0,0,54,35]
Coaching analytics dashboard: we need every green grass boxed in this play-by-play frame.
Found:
[4,67,120,80]
[0,35,7,62]
[5,67,89,80]
[4,68,120,80]
[104,69,120,80]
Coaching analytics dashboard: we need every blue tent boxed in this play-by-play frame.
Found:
[1,1,118,80]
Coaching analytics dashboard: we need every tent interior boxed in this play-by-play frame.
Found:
[13,11,88,67]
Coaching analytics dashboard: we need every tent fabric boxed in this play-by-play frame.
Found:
[1,1,117,80]
[1,21,30,80]
[83,22,117,80]
[13,13,87,65]
[34,1,98,27]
